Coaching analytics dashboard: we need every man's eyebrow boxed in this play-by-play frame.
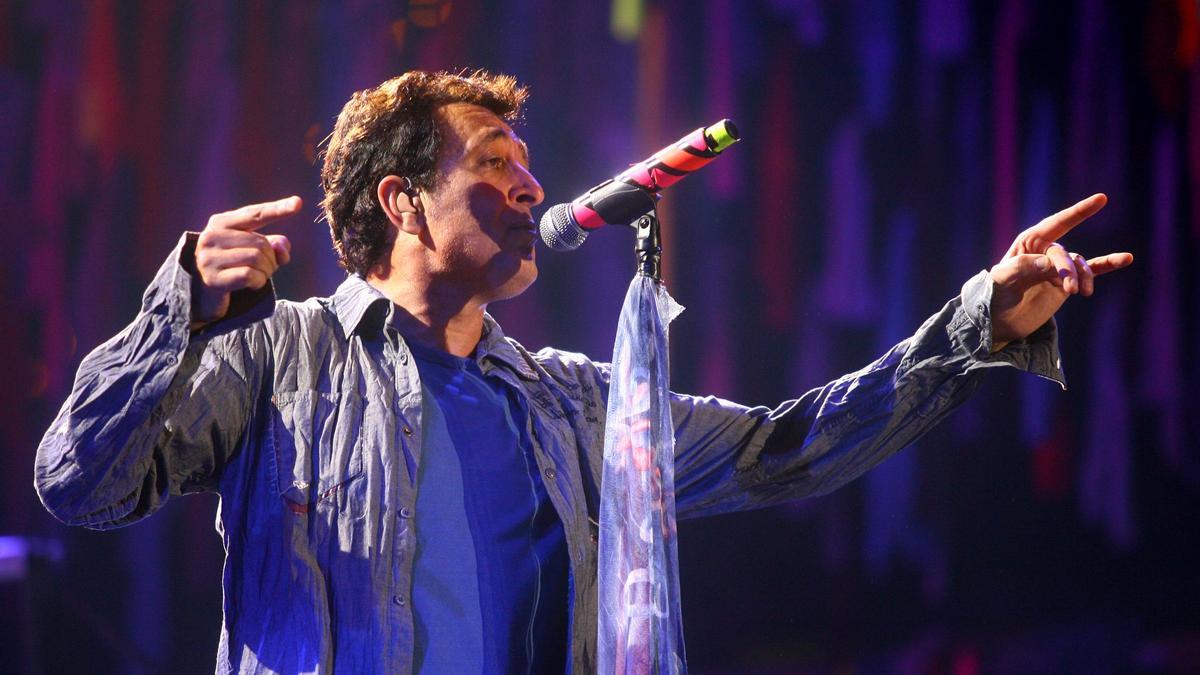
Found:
[471,127,531,165]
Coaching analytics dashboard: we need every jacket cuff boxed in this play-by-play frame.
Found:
[174,232,276,340]
[957,269,1067,389]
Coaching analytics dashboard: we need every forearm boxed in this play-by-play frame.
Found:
[35,235,268,528]
[672,270,1065,518]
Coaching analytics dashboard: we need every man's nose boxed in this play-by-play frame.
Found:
[512,164,544,208]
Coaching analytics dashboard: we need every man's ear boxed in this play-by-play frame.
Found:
[377,175,423,235]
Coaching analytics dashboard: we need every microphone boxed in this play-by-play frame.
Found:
[539,119,741,251]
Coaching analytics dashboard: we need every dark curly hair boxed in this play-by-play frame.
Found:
[319,70,528,276]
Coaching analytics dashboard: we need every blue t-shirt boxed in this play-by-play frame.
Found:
[408,341,569,674]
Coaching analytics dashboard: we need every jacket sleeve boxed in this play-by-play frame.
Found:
[667,269,1065,520]
[34,233,275,530]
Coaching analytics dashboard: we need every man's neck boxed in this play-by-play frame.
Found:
[365,274,486,358]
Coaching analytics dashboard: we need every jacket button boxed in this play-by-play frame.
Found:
[399,506,413,519]
[393,595,406,606]
[543,467,557,480]
[399,352,409,365]
[402,425,413,436]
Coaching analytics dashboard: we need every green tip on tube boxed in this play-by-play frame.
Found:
[704,119,741,153]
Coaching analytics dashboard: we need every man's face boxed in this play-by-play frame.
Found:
[417,102,544,303]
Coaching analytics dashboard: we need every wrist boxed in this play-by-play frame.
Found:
[191,283,230,333]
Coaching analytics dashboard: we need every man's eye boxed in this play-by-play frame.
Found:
[485,157,506,169]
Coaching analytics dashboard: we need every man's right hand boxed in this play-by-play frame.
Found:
[191,196,302,331]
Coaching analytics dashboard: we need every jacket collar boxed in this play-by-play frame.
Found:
[329,274,391,338]
[327,275,540,381]
[476,314,541,381]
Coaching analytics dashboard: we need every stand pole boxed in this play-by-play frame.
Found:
[599,207,687,673]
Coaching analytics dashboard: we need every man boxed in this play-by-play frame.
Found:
[35,70,1132,673]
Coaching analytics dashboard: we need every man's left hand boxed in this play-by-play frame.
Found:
[987,193,1133,352]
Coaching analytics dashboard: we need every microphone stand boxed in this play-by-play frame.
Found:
[597,206,687,672]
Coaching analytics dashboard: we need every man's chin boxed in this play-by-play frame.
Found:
[490,259,538,302]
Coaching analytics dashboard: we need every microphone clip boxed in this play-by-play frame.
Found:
[634,211,662,282]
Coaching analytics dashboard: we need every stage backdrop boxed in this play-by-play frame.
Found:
[2,1,1198,672]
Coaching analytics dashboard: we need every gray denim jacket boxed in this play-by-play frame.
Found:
[35,234,1064,674]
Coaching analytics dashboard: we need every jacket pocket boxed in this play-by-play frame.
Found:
[269,390,366,520]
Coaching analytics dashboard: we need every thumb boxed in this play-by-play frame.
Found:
[992,253,1055,287]
[266,234,292,266]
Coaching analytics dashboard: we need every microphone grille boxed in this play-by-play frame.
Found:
[539,203,589,252]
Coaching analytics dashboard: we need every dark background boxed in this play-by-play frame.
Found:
[1,0,1197,672]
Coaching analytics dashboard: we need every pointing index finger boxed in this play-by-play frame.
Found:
[1086,251,1134,276]
[208,196,303,232]
[1026,193,1107,244]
